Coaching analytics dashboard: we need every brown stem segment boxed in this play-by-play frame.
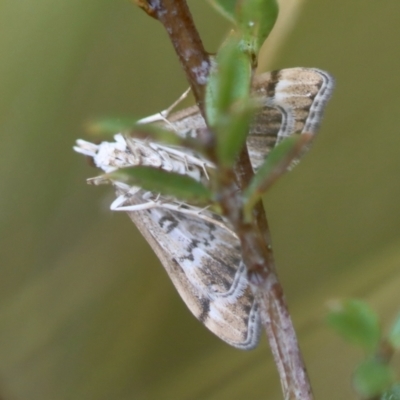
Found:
[229,146,313,400]
[139,0,211,113]
[259,285,313,399]
[134,1,313,398]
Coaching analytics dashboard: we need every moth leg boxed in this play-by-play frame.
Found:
[150,143,213,176]
[154,148,176,173]
[110,190,159,212]
[182,155,210,180]
[136,87,191,125]
[73,139,99,157]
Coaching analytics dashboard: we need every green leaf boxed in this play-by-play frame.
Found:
[109,166,213,205]
[205,36,252,166]
[243,135,310,221]
[86,116,140,135]
[236,0,279,55]
[207,0,279,56]
[216,100,258,167]
[353,359,394,398]
[86,116,207,155]
[128,122,206,153]
[381,383,400,400]
[326,299,381,353]
[207,0,237,23]
[206,36,251,127]
[388,312,400,349]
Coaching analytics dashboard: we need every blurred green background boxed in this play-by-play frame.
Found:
[1,1,400,399]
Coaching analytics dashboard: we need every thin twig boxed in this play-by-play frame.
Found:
[228,145,313,399]
[134,1,313,399]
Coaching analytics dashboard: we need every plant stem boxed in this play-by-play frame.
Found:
[135,1,313,398]
[230,145,314,400]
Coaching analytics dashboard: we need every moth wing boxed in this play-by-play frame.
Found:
[117,188,261,350]
[167,67,334,170]
[247,68,335,169]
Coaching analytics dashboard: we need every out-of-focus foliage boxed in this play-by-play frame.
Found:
[1,1,400,400]
[327,299,400,398]
[327,299,381,354]
[353,359,394,398]
[389,313,400,350]
[381,383,400,400]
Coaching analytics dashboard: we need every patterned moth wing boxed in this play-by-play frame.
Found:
[75,67,334,349]
[75,135,261,349]
[163,67,334,170]
[118,188,261,349]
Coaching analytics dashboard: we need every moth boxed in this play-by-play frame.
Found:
[74,68,334,349]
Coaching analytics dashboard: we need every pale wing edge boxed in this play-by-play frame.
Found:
[118,188,261,349]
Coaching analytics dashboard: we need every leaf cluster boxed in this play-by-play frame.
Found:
[327,299,400,399]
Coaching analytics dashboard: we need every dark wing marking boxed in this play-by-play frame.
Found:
[167,68,335,170]
[118,188,261,349]
[76,68,334,349]
[248,68,335,168]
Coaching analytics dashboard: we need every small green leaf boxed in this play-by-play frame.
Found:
[131,123,183,144]
[388,312,400,349]
[216,100,258,167]
[206,36,251,127]
[207,0,237,23]
[327,299,381,353]
[381,383,400,400]
[86,117,140,135]
[205,36,252,166]
[86,116,207,155]
[129,122,207,154]
[236,0,279,55]
[110,166,213,204]
[207,0,279,56]
[243,135,310,220]
[353,359,394,398]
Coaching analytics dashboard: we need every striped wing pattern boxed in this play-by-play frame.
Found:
[75,68,334,349]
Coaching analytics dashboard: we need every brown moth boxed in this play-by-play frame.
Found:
[74,68,334,349]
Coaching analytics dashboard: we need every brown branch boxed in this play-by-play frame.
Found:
[229,145,313,400]
[134,1,313,399]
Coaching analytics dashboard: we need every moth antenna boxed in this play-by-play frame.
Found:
[137,87,191,126]
[163,87,191,118]
[201,163,209,180]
